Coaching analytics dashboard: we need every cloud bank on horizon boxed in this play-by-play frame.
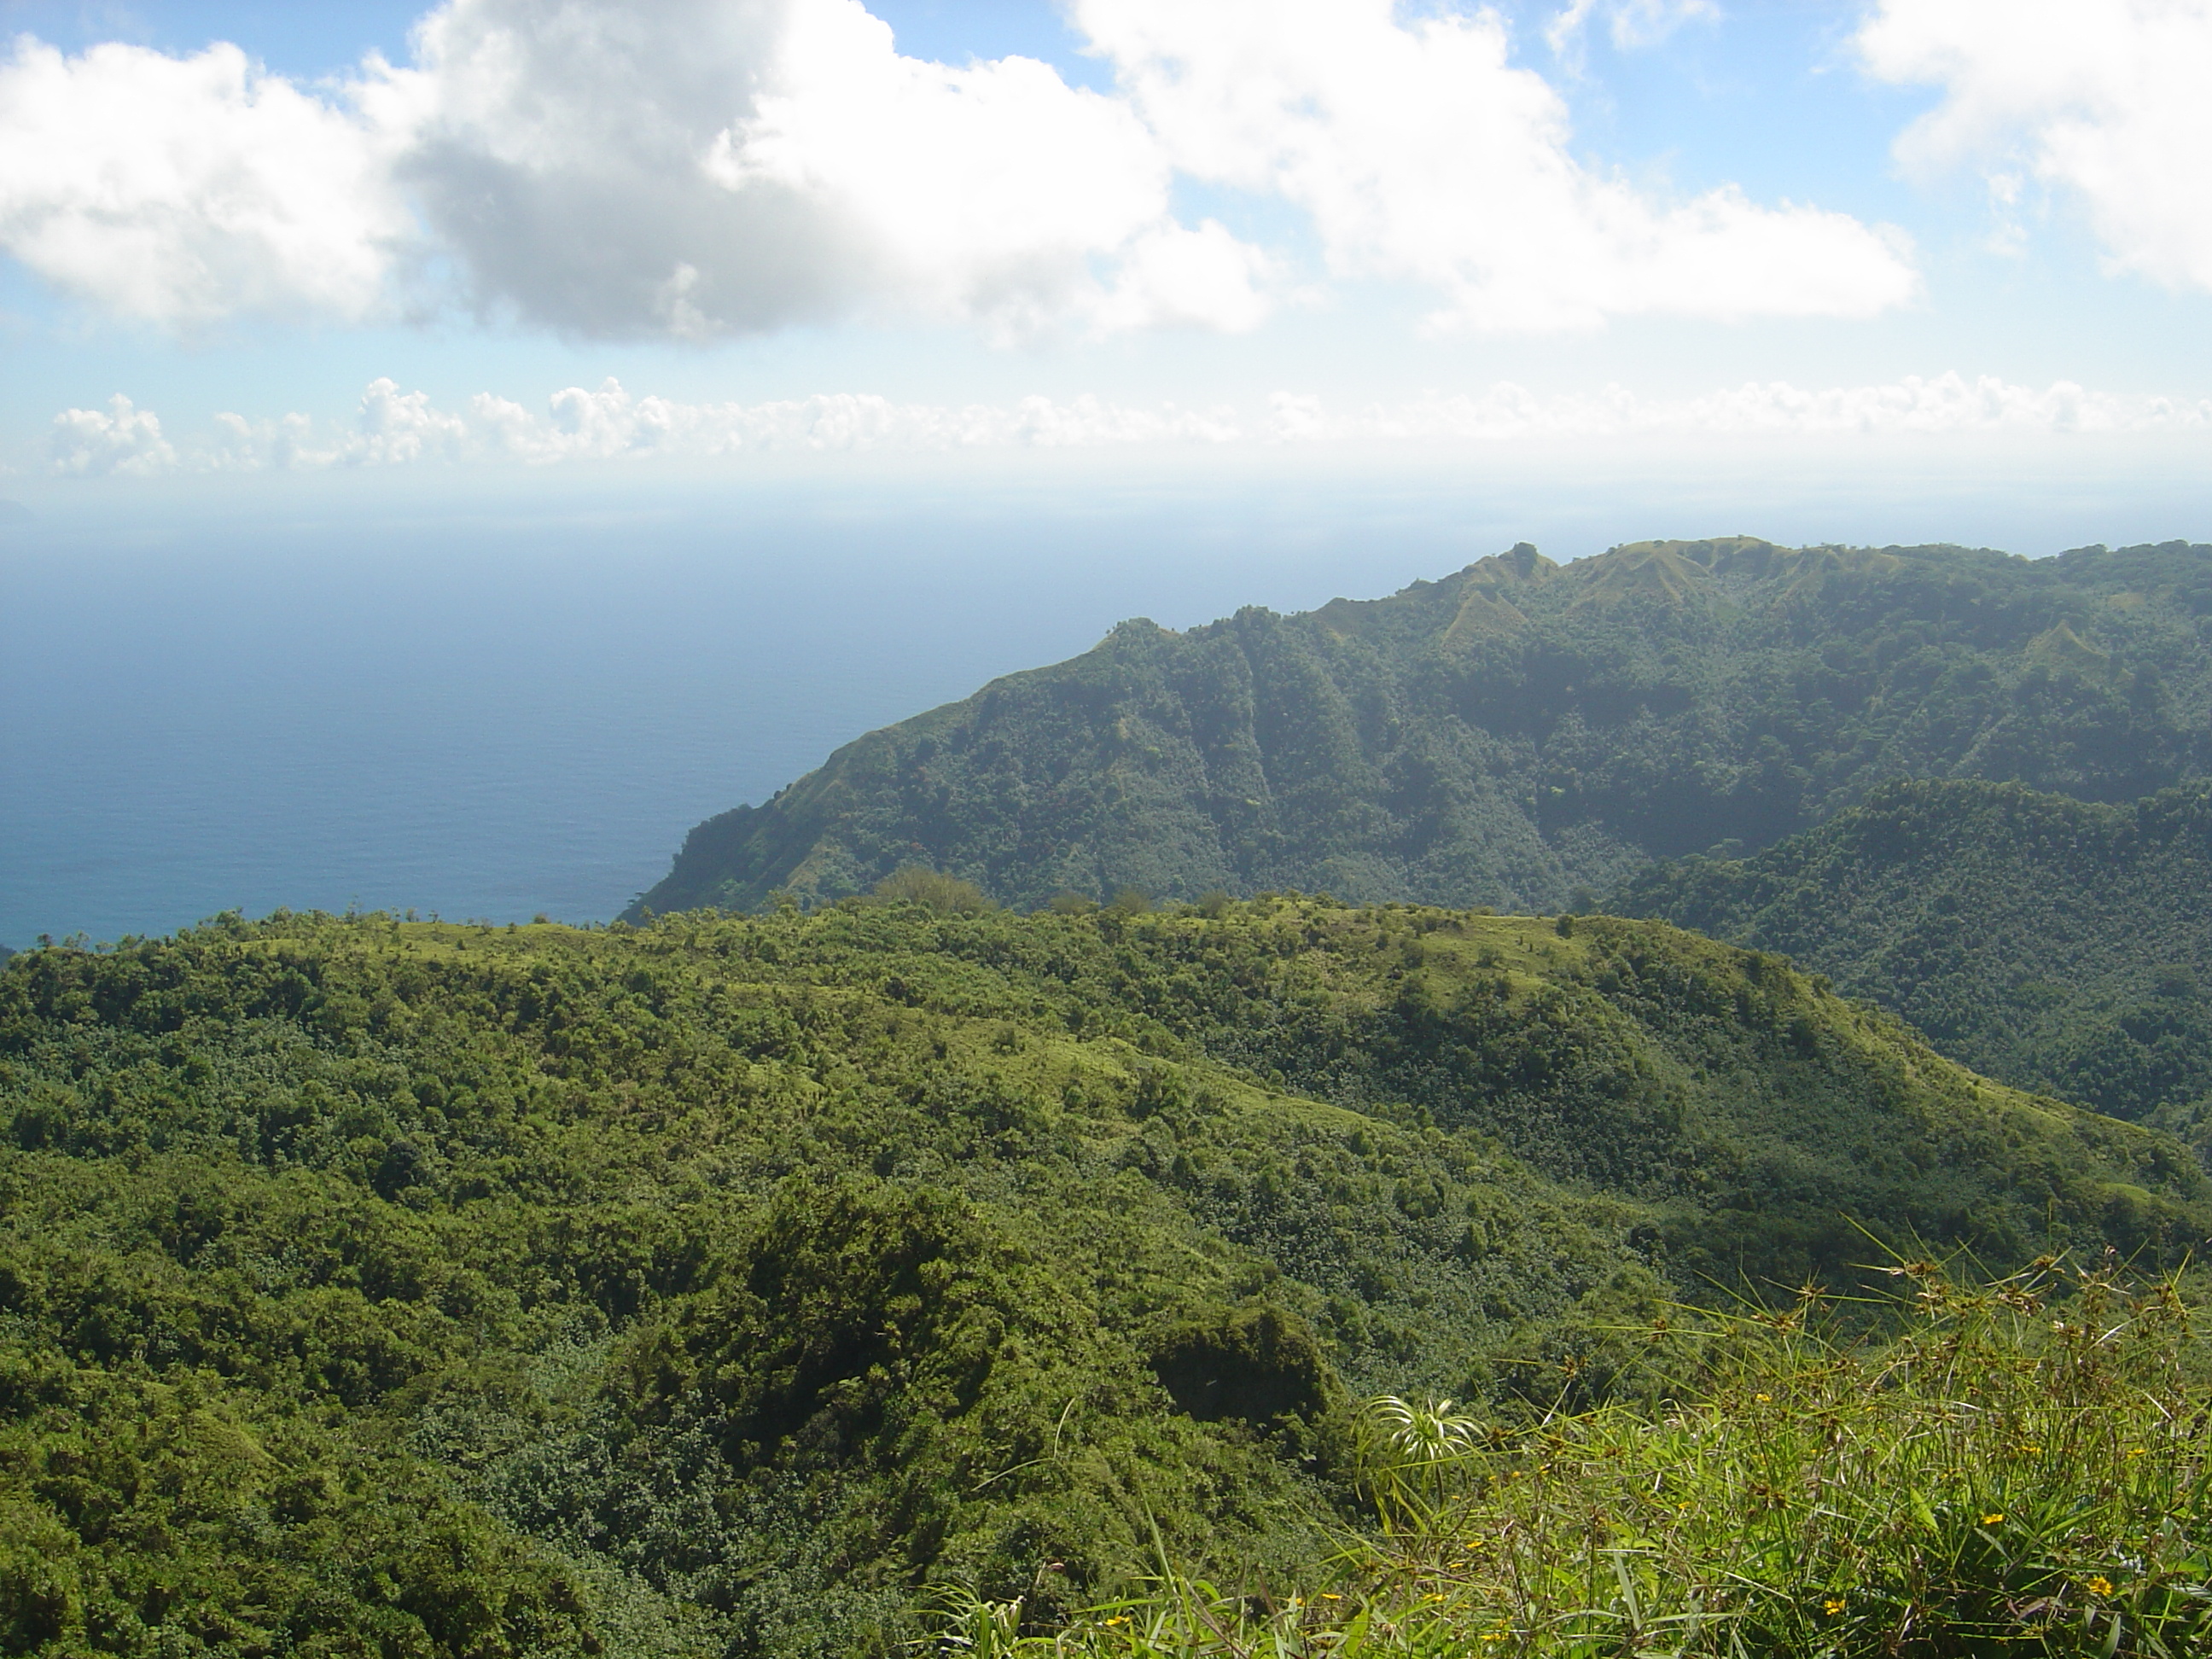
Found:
[48,370,2212,479]
[0,0,1956,341]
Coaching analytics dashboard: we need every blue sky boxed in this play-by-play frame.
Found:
[2,0,2209,551]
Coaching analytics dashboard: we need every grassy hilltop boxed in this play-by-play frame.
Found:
[633,538,2212,919]
[2,898,2203,1656]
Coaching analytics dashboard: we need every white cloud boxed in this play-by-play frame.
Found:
[1858,0,2212,290]
[1076,0,1916,333]
[0,39,409,324]
[0,0,1261,339]
[0,0,1916,341]
[48,395,178,474]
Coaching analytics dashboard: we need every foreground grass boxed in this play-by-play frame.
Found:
[936,1256,2212,1656]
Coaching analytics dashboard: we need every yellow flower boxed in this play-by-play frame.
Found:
[2021,1444,2042,1454]
[1425,1592,1447,1604]
[1464,1538,1487,1550]
[1320,1593,1342,1602]
[1755,1393,1773,1403]
[1824,1598,1846,1616]
[1103,1615,1129,1627]
[1981,1512,2005,1526]
[2127,1446,2147,1458]
[2086,1576,2115,1598]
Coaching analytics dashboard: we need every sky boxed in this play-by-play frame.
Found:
[1,0,2210,554]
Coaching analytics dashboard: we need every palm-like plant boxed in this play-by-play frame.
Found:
[1360,1395,1484,1526]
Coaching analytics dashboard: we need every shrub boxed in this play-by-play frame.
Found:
[872,866,998,914]
[1146,1305,1338,1429]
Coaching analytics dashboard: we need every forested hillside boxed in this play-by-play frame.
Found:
[1,900,2201,1656]
[1616,777,2212,1139]
[633,538,2212,918]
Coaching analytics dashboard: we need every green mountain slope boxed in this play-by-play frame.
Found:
[2,902,2201,1656]
[1615,777,2212,1134]
[632,538,2212,918]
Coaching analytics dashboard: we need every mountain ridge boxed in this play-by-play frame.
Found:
[632,535,2212,920]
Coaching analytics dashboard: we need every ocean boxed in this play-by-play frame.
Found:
[0,466,1519,946]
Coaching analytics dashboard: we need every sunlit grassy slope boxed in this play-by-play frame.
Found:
[1,898,2203,1655]
[997,1257,2212,1658]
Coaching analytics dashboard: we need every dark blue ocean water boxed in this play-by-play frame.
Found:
[0,468,1527,946]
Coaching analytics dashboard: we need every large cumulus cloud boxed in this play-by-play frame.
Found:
[0,39,410,323]
[0,0,1920,340]
[375,0,1265,338]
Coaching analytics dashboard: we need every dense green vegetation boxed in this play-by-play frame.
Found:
[1616,778,2212,1144]
[3,899,2203,1656]
[633,538,2212,918]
